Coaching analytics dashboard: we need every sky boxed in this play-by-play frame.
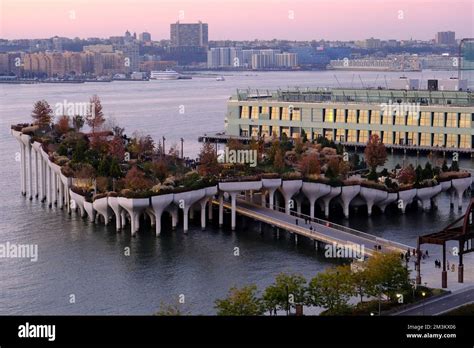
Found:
[0,0,473,41]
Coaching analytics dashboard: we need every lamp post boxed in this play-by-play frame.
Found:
[162,136,166,157]
[180,138,184,159]
[421,291,426,315]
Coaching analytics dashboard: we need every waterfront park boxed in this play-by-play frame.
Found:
[11,96,473,316]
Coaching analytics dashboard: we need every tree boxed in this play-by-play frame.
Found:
[364,252,410,302]
[215,285,265,316]
[308,265,354,314]
[109,135,126,161]
[55,115,71,135]
[155,302,186,316]
[262,273,307,315]
[86,95,105,133]
[299,154,320,176]
[397,164,416,185]
[198,142,219,176]
[122,166,152,191]
[352,268,374,304]
[31,100,53,127]
[364,135,387,174]
[273,148,285,173]
[72,115,85,132]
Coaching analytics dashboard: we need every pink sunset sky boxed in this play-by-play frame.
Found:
[0,0,473,41]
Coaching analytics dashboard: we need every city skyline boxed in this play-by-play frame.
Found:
[1,0,473,41]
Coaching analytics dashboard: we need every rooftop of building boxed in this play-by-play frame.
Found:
[232,87,474,107]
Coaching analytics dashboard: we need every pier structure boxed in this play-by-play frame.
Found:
[11,130,473,251]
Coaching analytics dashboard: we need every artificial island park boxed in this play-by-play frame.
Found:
[10,85,474,316]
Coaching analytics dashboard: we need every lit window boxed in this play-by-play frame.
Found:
[446,113,457,128]
[459,113,470,128]
[370,110,380,125]
[420,133,431,146]
[336,109,345,123]
[271,107,280,120]
[359,110,368,124]
[241,106,249,119]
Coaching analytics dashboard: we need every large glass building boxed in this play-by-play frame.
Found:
[225,86,474,152]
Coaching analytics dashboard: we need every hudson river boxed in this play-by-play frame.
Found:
[0,70,472,314]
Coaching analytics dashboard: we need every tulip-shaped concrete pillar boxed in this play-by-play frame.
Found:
[262,178,282,210]
[302,182,331,219]
[93,197,112,225]
[321,186,342,218]
[19,134,33,200]
[360,187,387,216]
[452,177,472,210]
[118,197,150,236]
[416,185,442,211]
[151,194,174,236]
[378,192,398,213]
[339,185,360,218]
[108,196,123,231]
[173,190,205,233]
[398,188,417,213]
[20,143,26,195]
[279,180,302,214]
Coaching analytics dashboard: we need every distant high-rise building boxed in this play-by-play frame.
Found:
[170,21,208,47]
[139,32,151,42]
[435,31,456,45]
[207,47,242,68]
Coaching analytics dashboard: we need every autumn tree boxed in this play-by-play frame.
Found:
[273,148,285,173]
[198,142,219,176]
[397,164,416,185]
[109,135,126,162]
[122,166,152,191]
[86,95,105,134]
[55,115,71,135]
[364,134,387,174]
[31,100,53,127]
[215,285,265,316]
[299,153,321,176]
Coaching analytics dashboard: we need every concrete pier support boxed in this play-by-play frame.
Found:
[279,180,302,214]
[262,178,282,210]
[360,187,387,216]
[93,197,112,225]
[416,185,442,211]
[118,197,150,236]
[302,182,331,219]
[398,188,417,213]
[108,196,123,231]
[34,149,39,198]
[208,198,213,220]
[218,194,224,227]
[340,185,361,218]
[230,192,237,231]
[169,207,178,230]
[173,189,206,233]
[321,186,342,218]
[20,143,26,195]
[452,177,472,210]
[151,194,174,236]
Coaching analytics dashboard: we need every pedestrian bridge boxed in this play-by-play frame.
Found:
[218,197,411,257]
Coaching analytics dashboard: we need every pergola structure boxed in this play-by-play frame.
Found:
[416,198,474,288]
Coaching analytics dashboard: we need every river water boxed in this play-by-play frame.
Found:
[0,70,472,314]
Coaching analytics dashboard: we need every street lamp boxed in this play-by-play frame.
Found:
[180,138,184,159]
[162,136,166,156]
[421,291,426,315]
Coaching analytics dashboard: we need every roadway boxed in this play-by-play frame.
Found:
[393,286,474,315]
